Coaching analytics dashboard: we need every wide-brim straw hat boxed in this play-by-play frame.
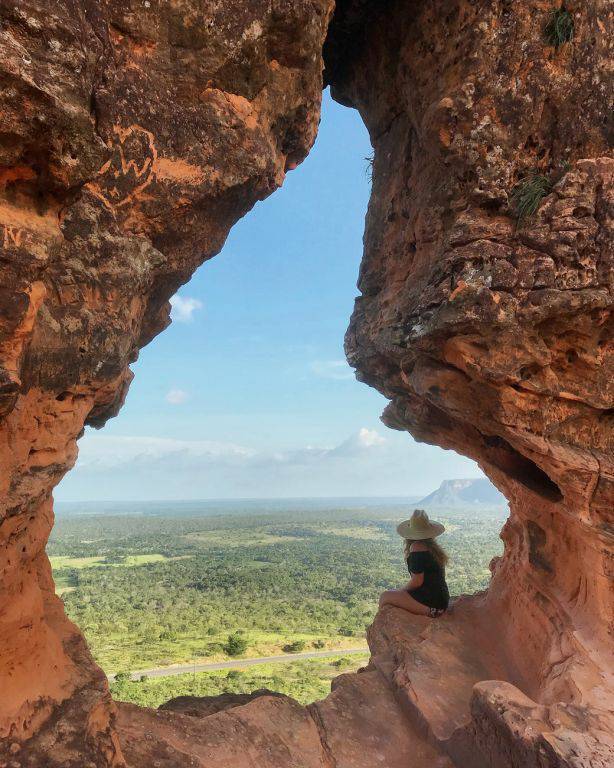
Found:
[396,509,445,540]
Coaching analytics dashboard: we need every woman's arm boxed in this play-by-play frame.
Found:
[405,572,424,591]
[406,544,427,591]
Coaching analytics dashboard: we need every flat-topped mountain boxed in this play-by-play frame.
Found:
[418,479,506,508]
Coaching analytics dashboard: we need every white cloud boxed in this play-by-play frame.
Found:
[165,388,189,405]
[310,359,354,381]
[73,434,254,470]
[357,427,386,447]
[169,294,203,323]
[70,429,383,474]
[57,426,485,502]
[329,427,386,457]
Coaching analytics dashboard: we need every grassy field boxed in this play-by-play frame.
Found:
[49,503,505,700]
[50,553,183,568]
[98,628,366,675]
[50,553,179,595]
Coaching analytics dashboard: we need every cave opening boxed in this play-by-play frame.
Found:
[2,1,610,763]
[46,91,507,710]
[482,435,563,503]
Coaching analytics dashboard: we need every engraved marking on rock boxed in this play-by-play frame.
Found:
[2,225,25,249]
[86,125,158,211]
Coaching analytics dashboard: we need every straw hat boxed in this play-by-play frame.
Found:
[396,509,445,540]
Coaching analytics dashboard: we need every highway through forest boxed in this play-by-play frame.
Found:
[110,647,370,681]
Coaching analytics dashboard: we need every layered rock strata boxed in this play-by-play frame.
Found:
[327,0,613,765]
[0,1,332,763]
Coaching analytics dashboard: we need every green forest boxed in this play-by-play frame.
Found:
[110,654,370,707]
[48,503,506,705]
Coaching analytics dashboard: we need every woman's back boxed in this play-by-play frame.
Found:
[407,547,449,610]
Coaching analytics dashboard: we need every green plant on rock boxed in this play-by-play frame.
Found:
[510,174,552,224]
[364,151,374,182]
[544,6,574,49]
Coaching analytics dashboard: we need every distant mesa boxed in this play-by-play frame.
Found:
[417,478,506,508]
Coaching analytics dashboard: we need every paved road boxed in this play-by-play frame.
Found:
[111,647,370,681]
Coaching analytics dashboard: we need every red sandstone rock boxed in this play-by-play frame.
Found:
[118,694,333,768]
[0,0,332,763]
[0,0,612,766]
[369,602,614,767]
[117,669,449,768]
[159,688,287,718]
[308,667,450,768]
[327,1,613,765]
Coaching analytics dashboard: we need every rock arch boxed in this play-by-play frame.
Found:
[0,1,611,766]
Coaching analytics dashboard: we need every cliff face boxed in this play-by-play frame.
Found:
[0,1,333,763]
[0,1,612,767]
[327,0,613,764]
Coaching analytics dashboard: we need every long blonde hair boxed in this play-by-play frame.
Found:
[404,537,449,568]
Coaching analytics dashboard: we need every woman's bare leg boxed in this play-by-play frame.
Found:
[378,589,430,616]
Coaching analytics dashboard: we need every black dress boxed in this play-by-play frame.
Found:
[406,550,450,610]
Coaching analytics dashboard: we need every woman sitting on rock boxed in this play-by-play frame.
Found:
[379,509,450,618]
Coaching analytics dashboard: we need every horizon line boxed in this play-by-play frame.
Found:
[55,493,429,505]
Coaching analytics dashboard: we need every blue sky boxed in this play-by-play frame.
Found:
[57,91,482,501]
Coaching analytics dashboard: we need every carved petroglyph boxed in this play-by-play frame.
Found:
[2,225,25,249]
[86,125,158,212]
[86,124,211,217]
[0,215,56,260]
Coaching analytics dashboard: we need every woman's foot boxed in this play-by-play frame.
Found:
[428,607,445,618]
